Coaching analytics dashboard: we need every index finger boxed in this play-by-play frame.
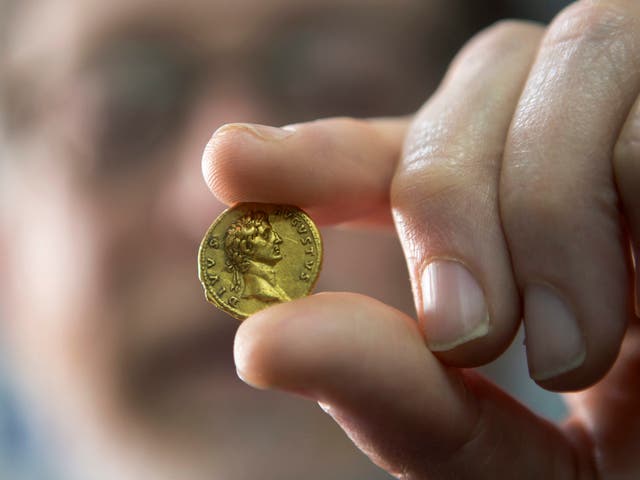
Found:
[201,117,408,226]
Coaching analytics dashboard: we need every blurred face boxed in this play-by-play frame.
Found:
[0,0,461,478]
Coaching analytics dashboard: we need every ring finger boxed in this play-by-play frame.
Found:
[500,0,640,390]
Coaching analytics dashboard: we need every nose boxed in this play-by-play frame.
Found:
[273,231,283,244]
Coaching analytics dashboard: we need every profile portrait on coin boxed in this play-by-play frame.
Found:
[224,211,292,303]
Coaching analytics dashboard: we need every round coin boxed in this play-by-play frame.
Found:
[198,203,323,320]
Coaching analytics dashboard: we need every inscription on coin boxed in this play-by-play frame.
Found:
[198,203,323,319]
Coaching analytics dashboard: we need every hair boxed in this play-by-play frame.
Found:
[0,1,14,44]
[0,0,21,65]
[0,0,12,180]
[224,211,272,274]
[0,0,21,139]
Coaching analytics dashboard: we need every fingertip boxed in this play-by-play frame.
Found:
[232,292,424,395]
[201,123,240,203]
[534,363,606,392]
[233,292,349,394]
[234,292,577,479]
[520,282,629,392]
[233,314,270,390]
[233,300,298,391]
[532,339,620,392]
[416,257,521,368]
[202,123,295,204]
[201,117,408,226]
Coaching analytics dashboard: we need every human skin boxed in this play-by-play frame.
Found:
[0,0,452,479]
[5,0,640,478]
[204,2,640,478]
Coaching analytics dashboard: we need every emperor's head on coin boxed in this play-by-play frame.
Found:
[224,211,292,303]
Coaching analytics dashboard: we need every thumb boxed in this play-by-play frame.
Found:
[234,293,591,479]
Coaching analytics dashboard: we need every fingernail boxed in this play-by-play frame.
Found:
[524,284,586,381]
[421,260,490,351]
[214,123,295,141]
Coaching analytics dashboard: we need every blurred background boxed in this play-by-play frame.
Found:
[0,1,571,479]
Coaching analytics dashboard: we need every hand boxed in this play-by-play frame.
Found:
[202,1,640,478]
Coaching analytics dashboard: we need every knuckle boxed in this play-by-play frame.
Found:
[397,124,501,219]
[501,176,618,238]
[391,164,460,239]
[544,1,639,50]
[392,162,463,207]
[480,19,542,46]
[501,182,566,229]
[501,168,585,223]
[202,125,249,198]
[402,126,501,183]
[392,161,493,230]
[452,19,543,72]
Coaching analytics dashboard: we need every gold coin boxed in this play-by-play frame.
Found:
[198,203,323,320]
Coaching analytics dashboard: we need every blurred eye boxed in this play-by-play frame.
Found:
[89,38,203,172]
[258,25,423,123]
